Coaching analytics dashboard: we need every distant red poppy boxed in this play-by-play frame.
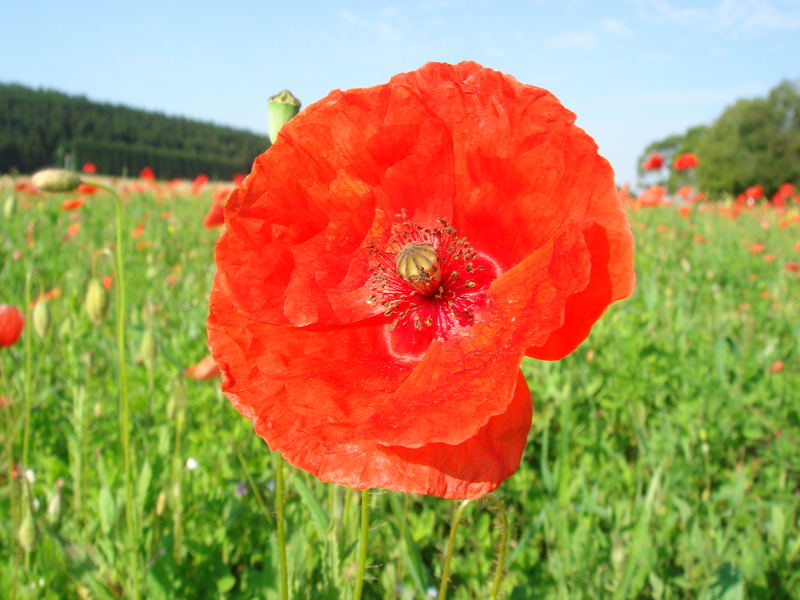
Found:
[749,243,765,255]
[0,305,24,347]
[61,197,85,211]
[786,262,800,273]
[642,153,664,171]
[191,174,209,194]
[673,153,698,171]
[101,275,113,290]
[203,201,225,228]
[140,167,155,181]
[132,223,145,238]
[82,162,97,174]
[773,183,794,204]
[184,355,220,379]
[78,183,98,195]
[66,223,81,238]
[637,185,667,207]
[769,361,784,374]
[207,62,635,499]
[743,185,764,201]
[232,173,246,186]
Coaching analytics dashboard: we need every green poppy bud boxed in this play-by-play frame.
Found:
[85,278,109,325]
[18,511,37,552]
[31,169,81,193]
[268,89,301,145]
[2,194,15,218]
[135,329,157,370]
[58,315,72,340]
[32,301,50,339]
[46,484,64,526]
[155,489,167,517]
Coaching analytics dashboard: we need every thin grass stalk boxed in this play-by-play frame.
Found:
[352,488,371,600]
[1,358,20,600]
[20,271,32,474]
[273,451,288,600]
[438,499,472,600]
[90,182,138,599]
[485,495,510,599]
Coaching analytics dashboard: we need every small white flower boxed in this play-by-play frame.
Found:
[25,468,36,484]
[426,586,439,598]
[185,457,199,471]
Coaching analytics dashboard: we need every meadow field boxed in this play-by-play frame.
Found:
[1,176,798,599]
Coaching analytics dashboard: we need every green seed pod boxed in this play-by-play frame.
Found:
[135,329,157,369]
[46,487,64,526]
[58,315,72,340]
[155,489,167,517]
[268,89,301,145]
[32,300,50,339]
[2,194,16,218]
[84,278,109,324]
[31,169,81,193]
[17,511,37,552]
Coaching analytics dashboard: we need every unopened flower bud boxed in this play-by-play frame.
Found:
[46,483,64,526]
[85,278,109,324]
[31,169,81,193]
[396,242,442,295]
[3,194,16,217]
[135,329,157,369]
[156,489,167,516]
[17,511,37,552]
[32,300,50,339]
[58,316,72,340]
[268,89,301,144]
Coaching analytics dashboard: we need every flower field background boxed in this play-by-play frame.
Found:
[1,176,799,598]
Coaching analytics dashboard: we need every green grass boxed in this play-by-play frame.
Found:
[1,181,798,598]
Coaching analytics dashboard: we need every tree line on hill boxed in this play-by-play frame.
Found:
[0,83,269,179]
[637,79,800,197]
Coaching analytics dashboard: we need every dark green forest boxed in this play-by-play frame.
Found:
[0,83,269,179]
[638,79,800,197]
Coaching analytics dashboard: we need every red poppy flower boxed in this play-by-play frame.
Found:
[743,185,764,201]
[673,153,698,171]
[0,305,24,347]
[140,167,155,181]
[78,183,98,195]
[207,62,635,499]
[82,162,97,174]
[203,201,225,228]
[61,197,85,211]
[192,174,209,194]
[642,153,664,171]
[184,355,221,379]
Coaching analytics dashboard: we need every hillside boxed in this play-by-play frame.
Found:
[0,83,269,179]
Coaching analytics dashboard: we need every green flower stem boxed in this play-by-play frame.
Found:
[353,489,371,600]
[273,451,288,600]
[88,182,138,600]
[21,271,32,472]
[485,495,510,600]
[439,499,472,600]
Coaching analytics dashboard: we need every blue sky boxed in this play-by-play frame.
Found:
[3,0,799,186]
